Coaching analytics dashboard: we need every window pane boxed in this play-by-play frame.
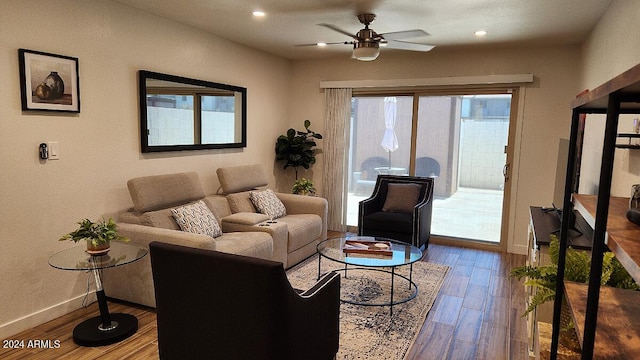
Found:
[416,94,510,242]
[201,95,236,144]
[146,94,194,145]
[346,96,413,227]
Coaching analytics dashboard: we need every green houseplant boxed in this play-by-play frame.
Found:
[511,234,639,317]
[275,120,323,180]
[292,178,316,196]
[511,234,638,348]
[60,218,128,254]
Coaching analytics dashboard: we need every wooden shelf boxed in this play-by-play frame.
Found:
[571,63,640,112]
[555,63,640,359]
[572,194,640,284]
[564,281,640,359]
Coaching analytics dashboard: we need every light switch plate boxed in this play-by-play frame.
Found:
[48,142,59,160]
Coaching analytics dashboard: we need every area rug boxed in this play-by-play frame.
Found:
[286,255,450,360]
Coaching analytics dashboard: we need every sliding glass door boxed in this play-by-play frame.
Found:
[346,91,514,245]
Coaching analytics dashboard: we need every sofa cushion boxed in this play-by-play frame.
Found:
[140,208,180,230]
[226,191,257,213]
[217,164,268,194]
[362,211,413,234]
[213,232,273,260]
[382,183,422,213]
[128,172,205,213]
[250,189,287,219]
[223,212,270,225]
[203,195,233,221]
[171,200,223,238]
[276,214,322,252]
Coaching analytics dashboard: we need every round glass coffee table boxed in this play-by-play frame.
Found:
[48,242,148,346]
[317,236,423,315]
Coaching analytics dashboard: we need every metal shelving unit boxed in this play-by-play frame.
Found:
[551,63,640,359]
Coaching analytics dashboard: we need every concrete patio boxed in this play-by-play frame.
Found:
[347,187,503,243]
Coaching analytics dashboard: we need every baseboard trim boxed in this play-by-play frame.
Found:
[0,291,96,339]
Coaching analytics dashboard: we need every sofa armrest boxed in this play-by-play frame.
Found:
[414,186,434,248]
[116,222,217,251]
[276,193,328,242]
[298,271,340,298]
[287,270,340,359]
[276,193,327,216]
[221,212,269,226]
[221,216,287,266]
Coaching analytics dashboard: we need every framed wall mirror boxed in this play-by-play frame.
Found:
[139,70,247,153]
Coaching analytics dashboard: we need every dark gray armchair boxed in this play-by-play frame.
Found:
[358,175,434,250]
[149,241,340,360]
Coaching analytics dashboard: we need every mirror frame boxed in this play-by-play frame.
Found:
[139,70,247,153]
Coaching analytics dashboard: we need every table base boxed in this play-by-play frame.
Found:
[73,313,138,347]
[327,266,418,316]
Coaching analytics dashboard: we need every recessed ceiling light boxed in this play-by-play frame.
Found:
[252,10,266,17]
[475,30,487,37]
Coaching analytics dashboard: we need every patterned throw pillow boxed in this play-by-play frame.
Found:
[250,189,287,219]
[171,200,223,238]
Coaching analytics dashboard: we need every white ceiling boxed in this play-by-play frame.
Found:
[114,0,613,60]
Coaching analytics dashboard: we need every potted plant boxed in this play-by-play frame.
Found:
[275,120,323,180]
[511,235,638,344]
[292,178,316,196]
[60,218,128,255]
[511,235,638,316]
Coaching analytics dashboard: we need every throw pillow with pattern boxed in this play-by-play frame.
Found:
[250,189,287,219]
[171,200,223,238]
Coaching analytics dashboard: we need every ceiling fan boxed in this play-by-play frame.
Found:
[298,14,435,61]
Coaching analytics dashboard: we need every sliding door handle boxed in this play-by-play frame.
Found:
[503,163,510,182]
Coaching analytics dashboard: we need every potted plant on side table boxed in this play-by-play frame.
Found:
[60,218,128,255]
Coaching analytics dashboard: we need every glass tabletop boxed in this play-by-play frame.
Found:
[317,236,422,267]
[48,242,148,271]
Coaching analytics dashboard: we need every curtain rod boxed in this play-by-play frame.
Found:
[320,74,534,89]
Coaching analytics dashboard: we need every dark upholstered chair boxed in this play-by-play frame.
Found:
[358,175,434,250]
[149,241,340,360]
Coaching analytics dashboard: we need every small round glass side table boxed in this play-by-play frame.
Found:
[48,242,148,347]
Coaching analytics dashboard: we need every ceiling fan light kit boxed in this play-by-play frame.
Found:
[353,42,380,61]
[302,13,434,61]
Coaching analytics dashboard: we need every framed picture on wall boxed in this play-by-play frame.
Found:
[18,49,80,113]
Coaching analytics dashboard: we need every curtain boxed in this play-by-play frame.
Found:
[322,88,352,232]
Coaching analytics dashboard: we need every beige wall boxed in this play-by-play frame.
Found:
[0,0,291,337]
[578,0,640,196]
[1,0,636,339]
[290,46,582,255]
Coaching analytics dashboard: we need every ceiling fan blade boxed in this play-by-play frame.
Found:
[381,29,429,41]
[294,41,351,47]
[319,23,358,39]
[384,40,435,52]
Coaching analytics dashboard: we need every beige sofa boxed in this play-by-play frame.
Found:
[216,164,328,268]
[103,172,273,307]
[103,169,327,307]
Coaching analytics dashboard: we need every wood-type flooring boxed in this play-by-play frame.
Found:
[0,233,528,359]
